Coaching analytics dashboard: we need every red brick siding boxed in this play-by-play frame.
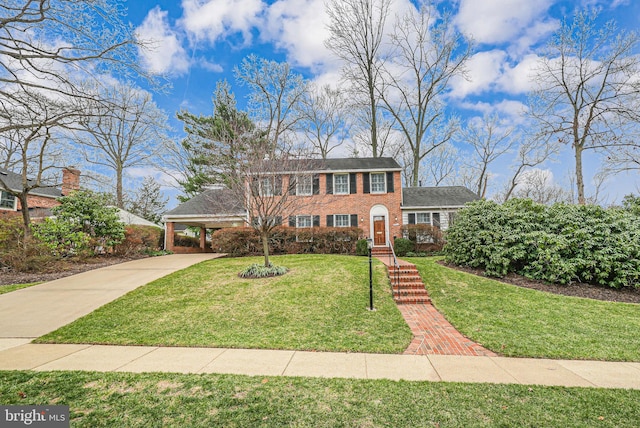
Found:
[250,171,403,242]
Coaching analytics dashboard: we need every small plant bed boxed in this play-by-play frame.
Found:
[410,257,640,361]
[37,255,412,353]
[239,263,288,278]
[1,371,639,427]
[439,260,640,304]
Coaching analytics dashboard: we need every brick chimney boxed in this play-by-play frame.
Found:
[61,167,80,196]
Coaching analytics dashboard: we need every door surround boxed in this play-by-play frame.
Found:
[369,205,389,246]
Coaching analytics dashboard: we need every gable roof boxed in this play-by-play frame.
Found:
[0,168,62,199]
[323,157,402,172]
[402,186,480,208]
[164,188,246,217]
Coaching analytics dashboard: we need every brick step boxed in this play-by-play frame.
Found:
[392,282,427,290]
[391,274,423,283]
[393,295,431,305]
[393,287,429,296]
[388,268,420,275]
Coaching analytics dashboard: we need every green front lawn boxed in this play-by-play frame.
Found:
[1,371,638,427]
[411,258,640,361]
[37,255,412,353]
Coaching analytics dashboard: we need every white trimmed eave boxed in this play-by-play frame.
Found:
[401,205,467,211]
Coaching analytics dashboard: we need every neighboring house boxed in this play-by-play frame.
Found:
[113,207,162,228]
[163,157,480,253]
[0,167,80,218]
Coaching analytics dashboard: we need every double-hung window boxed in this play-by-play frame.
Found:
[334,214,350,227]
[334,174,349,194]
[0,191,16,209]
[296,215,312,228]
[296,175,313,196]
[370,173,386,193]
[259,178,274,196]
[416,213,430,224]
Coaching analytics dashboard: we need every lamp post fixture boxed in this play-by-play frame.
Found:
[367,238,374,311]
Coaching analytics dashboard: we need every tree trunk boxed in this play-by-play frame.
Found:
[412,151,420,187]
[369,80,378,157]
[116,166,124,209]
[261,232,271,267]
[575,144,586,205]
[18,193,32,240]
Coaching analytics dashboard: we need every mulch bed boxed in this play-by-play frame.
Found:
[437,260,640,304]
[0,255,147,287]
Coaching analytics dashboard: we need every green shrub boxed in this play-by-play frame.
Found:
[213,227,364,257]
[32,218,91,257]
[355,239,369,256]
[238,263,288,278]
[444,199,640,288]
[393,238,414,257]
[0,216,56,272]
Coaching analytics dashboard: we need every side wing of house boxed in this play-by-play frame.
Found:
[401,186,480,231]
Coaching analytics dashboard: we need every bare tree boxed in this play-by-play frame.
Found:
[325,0,391,157]
[298,84,351,158]
[379,4,471,186]
[460,113,516,198]
[502,134,559,201]
[502,169,571,205]
[529,10,640,204]
[421,142,459,186]
[75,83,169,208]
[234,55,307,152]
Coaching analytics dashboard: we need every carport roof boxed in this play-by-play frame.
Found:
[164,188,246,218]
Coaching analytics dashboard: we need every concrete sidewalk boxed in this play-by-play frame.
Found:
[0,254,222,339]
[0,343,639,389]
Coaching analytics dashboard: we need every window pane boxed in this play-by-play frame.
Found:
[0,191,15,209]
[334,174,349,194]
[297,215,312,228]
[416,213,430,224]
[370,173,385,193]
[335,214,350,227]
[260,178,274,196]
[297,175,312,195]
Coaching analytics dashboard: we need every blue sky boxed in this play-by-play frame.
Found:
[122,0,640,205]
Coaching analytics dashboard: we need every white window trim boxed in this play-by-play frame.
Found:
[416,212,431,224]
[296,215,312,228]
[259,178,274,197]
[296,175,313,196]
[334,214,350,228]
[370,172,386,194]
[333,174,349,195]
[0,191,17,210]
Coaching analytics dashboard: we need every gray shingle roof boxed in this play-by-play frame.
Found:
[323,157,402,171]
[402,186,480,208]
[0,168,63,198]
[165,188,246,217]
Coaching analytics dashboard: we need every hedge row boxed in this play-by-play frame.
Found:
[211,227,363,256]
[444,199,640,288]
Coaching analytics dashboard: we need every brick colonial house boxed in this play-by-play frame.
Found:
[163,157,479,253]
[0,167,81,218]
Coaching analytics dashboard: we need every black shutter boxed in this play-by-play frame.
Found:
[274,176,282,195]
[313,215,320,227]
[363,173,370,194]
[349,173,357,194]
[313,174,320,195]
[386,172,394,193]
[326,173,333,194]
[289,216,296,227]
[326,215,334,227]
[350,214,358,227]
[408,213,416,225]
[289,176,297,195]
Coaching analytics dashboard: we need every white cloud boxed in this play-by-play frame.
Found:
[198,58,224,73]
[136,7,190,75]
[455,0,555,47]
[180,0,264,45]
[498,54,541,94]
[449,50,507,98]
[262,0,332,69]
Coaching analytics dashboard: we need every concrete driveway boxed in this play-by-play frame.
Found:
[0,254,222,340]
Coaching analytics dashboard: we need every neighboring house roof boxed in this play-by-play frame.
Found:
[164,188,246,217]
[0,168,62,199]
[402,186,480,209]
[112,207,162,228]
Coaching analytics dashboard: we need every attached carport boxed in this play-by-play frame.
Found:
[163,188,247,253]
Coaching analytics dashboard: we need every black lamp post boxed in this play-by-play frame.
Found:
[367,238,374,311]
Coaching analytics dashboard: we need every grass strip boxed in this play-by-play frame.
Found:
[1,370,638,427]
[0,282,41,295]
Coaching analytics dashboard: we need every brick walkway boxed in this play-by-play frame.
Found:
[375,254,496,357]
